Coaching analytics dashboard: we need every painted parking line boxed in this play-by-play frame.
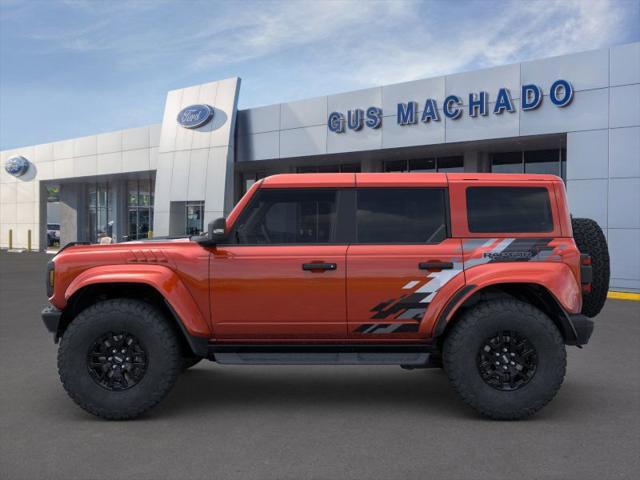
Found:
[607,291,640,301]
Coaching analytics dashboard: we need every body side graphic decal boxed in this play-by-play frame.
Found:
[355,238,559,334]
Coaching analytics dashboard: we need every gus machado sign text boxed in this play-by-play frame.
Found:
[327,79,573,133]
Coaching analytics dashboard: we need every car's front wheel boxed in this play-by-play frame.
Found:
[57,298,182,420]
[443,299,566,420]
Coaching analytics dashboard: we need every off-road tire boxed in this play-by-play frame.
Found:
[443,299,566,420]
[58,299,182,420]
[571,217,610,318]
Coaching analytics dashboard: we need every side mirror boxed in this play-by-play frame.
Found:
[194,217,227,246]
[209,217,227,243]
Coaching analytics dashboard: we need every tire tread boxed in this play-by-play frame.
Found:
[444,299,566,420]
[58,298,182,420]
[571,217,610,318]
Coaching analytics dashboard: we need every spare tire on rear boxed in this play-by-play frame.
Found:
[571,217,610,317]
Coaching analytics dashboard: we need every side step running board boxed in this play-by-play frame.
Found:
[208,344,436,366]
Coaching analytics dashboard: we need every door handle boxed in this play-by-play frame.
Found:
[302,263,337,271]
[419,261,454,270]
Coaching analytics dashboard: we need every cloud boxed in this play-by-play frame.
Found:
[6,0,633,79]
[1,0,637,148]
[190,1,412,70]
[329,0,629,88]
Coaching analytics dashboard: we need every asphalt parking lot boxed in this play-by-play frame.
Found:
[1,251,639,480]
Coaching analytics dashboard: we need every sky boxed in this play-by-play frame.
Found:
[1,0,639,150]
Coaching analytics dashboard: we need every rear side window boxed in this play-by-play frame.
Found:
[466,187,553,233]
[232,189,337,244]
[356,188,447,243]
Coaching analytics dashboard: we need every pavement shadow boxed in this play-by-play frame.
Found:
[152,364,480,420]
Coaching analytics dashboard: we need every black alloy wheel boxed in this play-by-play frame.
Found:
[87,332,148,391]
[477,331,537,391]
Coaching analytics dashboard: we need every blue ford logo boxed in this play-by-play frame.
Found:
[176,104,214,129]
[5,156,30,177]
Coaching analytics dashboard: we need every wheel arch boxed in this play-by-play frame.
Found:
[60,270,209,357]
[434,282,579,346]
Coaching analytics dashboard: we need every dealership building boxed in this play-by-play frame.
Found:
[1,42,639,291]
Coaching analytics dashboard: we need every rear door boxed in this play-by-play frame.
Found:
[347,175,464,339]
[211,187,350,340]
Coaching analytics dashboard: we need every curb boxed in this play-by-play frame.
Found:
[607,291,640,301]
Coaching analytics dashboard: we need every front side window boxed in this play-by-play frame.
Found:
[232,189,338,244]
[356,188,447,243]
[466,187,553,233]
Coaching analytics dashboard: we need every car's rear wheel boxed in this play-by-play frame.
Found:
[571,217,610,318]
[58,298,182,420]
[443,299,566,420]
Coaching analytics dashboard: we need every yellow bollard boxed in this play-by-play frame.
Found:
[28,229,32,252]
[8,229,12,249]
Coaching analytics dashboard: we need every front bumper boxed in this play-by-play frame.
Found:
[42,305,62,341]
[566,314,594,346]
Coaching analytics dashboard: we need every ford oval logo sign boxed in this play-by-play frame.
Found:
[176,104,214,129]
[5,155,30,177]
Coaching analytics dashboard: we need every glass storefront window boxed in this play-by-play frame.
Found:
[525,149,561,176]
[436,156,464,172]
[491,152,523,173]
[86,182,112,243]
[46,185,60,202]
[297,163,361,173]
[385,156,463,172]
[408,158,436,172]
[241,172,267,196]
[127,178,155,240]
[491,149,567,180]
[185,202,204,235]
[127,180,138,206]
[338,163,360,173]
[140,178,152,207]
[384,160,408,172]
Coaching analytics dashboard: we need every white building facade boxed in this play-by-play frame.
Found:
[1,43,639,291]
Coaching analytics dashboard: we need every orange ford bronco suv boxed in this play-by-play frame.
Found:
[42,173,609,420]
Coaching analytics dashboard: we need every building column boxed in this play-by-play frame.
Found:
[464,151,491,172]
[59,183,86,245]
[38,182,48,251]
[361,159,377,172]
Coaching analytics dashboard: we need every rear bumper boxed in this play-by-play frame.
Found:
[566,314,594,346]
[41,305,62,341]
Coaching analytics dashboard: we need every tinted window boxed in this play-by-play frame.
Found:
[356,188,447,243]
[384,160,407,172]
[466,187,553,233]
[436,156,464,172]
[491,152,523,173]
[408,158,436,172]
[232,189,337,244]
[524,149,560,176]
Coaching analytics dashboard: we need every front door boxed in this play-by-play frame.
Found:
[347,187,464,339]
[211,188,348,340]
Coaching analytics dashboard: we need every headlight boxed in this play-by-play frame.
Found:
[46,261,55,297]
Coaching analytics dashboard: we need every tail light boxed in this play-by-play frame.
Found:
[580,254,592,292]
